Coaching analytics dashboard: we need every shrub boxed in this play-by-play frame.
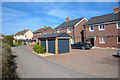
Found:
[2,35,13,47]
[2,43,19,79]
[18,40,22,44]
[33,44,45,54]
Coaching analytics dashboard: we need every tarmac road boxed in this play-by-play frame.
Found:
[11,46,100,78]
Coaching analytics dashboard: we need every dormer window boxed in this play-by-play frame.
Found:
[89,26,94,31]
[67,28,71,33]
[99,24,105,30]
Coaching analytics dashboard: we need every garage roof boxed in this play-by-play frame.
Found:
[38,32,71,39]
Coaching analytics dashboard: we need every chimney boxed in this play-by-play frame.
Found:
[113,6,119,13]
[44,26,46,28]
[24,29,25,31]
[66,17,70,21]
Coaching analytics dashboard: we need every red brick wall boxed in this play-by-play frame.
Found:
[85,23,120,48]
[33,27,55,38]
[55,19,87,43]
[74,19,87,43]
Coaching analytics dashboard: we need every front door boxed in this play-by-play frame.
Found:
[90,38,94,46]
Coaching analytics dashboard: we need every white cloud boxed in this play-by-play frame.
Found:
[47,9,78,19]
[2,7,30,22]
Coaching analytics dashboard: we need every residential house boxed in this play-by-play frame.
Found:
[14,29,33,40]
[33,26,55,42]
[54,17,87,44]
[83,6,120,48]
[0,33,4,39]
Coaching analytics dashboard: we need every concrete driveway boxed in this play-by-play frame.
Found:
[11,46,99,78]
[45,48,119,78]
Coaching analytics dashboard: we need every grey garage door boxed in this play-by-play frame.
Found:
[41,40,46,52]
[58,39,69,54]
[48,39,55,54]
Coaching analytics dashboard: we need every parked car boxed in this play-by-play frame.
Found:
[117,49,120,56]
[71,42,92,49]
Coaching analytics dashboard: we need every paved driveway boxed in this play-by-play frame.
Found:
[45,48,119,78]
[11,46,98,78]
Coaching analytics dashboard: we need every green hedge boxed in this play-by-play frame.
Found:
[2,43,19,79]
[2,35,13,47]
[33,44,45,54]
[18,40,22,44]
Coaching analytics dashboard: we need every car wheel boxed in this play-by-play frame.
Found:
[82,46,85,50]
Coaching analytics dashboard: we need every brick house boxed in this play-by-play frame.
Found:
[54,17,87,44]
[83,6,120,48]
[33,26,55,42]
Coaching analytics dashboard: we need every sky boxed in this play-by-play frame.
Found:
[2,2,118,35]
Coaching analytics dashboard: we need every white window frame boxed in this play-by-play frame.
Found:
[67,28,71,33]
[39,33,41,35]
[57,29,61,33]
[99,37,105,44]
[117,37,120,44]
[117,22,120,29]
[99,24,105,30]
[89,26,94,31]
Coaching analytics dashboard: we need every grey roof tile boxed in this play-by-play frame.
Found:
[84,12,120,26]
[38,32,70,38]
[55,17,85,29]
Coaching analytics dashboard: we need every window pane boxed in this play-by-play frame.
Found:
[100,37,102,42]
[103,37,105,42]
[91,26,93,30]
[100,25,102,29]
[118,22,120,27]
[103,24,105,29]
[118,37,120,42]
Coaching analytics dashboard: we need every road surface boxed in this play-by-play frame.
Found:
[11,46,100,78]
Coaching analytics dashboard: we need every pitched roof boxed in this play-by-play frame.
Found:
[33,27,50,33]
[55,17,85,29]
[15,29,29,35]
[84,12,120,26]
[38,32,71,39]
[0,33,4,37]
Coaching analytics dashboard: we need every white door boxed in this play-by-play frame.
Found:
[71,38,74,44]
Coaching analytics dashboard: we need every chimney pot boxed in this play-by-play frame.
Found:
[66,17,70,21]
[113,6,119,13]
[44,26,46,28]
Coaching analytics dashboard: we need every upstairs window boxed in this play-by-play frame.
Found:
[99,37,105,44]
[37,33,39,35]
[57,29,61,33]
[117,37,120,44]
[117,22,120,29]
[44,32,47,35]
[34,33,36,36]
[39,33,41,35]
[99,24,105,30]
[67,28,71,33]
[89,26,94,31]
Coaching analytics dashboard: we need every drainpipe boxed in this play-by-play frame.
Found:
[83,25,86,42]
[73,25,75,44]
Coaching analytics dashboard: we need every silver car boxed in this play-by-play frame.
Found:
[117,49,120,56]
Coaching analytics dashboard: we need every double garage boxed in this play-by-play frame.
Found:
[38,32,71,54]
